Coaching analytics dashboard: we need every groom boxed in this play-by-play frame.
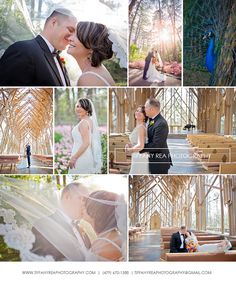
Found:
[26,143,31,168]
[31,182,90,261]
[170,226,189,253]
[0,8,77,86]
[143,49,154,80]
[140,98,172,174]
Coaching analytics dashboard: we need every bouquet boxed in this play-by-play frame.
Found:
[186,238,198,253]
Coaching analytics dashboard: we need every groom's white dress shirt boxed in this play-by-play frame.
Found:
[57,209,87,253]
[39,35,66,86]
[179,232,184,249]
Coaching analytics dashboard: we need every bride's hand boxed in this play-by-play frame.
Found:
[69,156,77,169]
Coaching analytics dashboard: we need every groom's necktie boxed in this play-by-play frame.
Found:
[52,49,60,57]
[51,49,67,86]
[72,220,91,249]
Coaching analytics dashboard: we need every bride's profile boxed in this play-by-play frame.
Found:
[147,50,166,83]
[67,21,115,86]
[68,98,102,174]
[82,190,126,261]
[125,106,149,174]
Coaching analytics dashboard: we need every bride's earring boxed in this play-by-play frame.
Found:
[87,51,92,61]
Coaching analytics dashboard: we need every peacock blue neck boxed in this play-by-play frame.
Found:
[206,36,216,73]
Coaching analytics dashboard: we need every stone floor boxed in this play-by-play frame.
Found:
[129,230,161,261]
[0,157,53,174]
[129,68,181,86]
[168,138,206,174]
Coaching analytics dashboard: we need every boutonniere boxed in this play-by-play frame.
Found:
[59,57,66,65]
[149,120,154,127]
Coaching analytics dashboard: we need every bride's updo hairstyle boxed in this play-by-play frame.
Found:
[78,98,93,116]
[85,190,118,234]
[76,21,113,67]
[135,105,148,123]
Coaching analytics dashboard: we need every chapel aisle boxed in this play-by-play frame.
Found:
[168,138,206,174]
[129,230,161,261]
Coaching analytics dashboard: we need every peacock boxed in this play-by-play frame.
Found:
[203,29,217,73]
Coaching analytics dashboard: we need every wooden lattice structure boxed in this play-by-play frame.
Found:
[129,175,236,236]
[0,88,53,155]
[195,88,236,135]
[110,88,236,135]
[110,88,198,134]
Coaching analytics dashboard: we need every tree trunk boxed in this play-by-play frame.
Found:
[129,0,143,47]
[30,0,35,20]
[134,10,142,44]
[38,0,43,18]
[129,0,137,15]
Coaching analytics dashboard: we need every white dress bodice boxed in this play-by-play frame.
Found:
[68,120,95,174]
[78,71,111,86]
[129,125,149,174]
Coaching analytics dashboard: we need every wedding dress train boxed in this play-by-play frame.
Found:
[146,62,166,83]
[185,233,232,253]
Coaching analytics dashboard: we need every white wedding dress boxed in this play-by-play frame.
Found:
[68,120,95,174]
[146,62,166,83]
[186,233,232,253]
[129,125,149,174]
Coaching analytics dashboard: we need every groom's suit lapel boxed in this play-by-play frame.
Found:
[148,113,160,138]
[56,53,71,86]
[35,35,63,86]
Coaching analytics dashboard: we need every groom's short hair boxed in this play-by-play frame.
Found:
[45,8,76,24]
[147,98,160,109]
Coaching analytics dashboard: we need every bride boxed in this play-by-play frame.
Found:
[68,98,102,174]
[147,50,166,83]
[125,106,149,174]
[67,21,115,86]
[185,231,232,253]
[82,190,126,261]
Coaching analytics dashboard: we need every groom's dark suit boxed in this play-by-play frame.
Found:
[0,35,70,86]
[170,232,188,253]
[143,51,153,79]
[140,113,172,174]
[26,144,31,167]
[31,211,85,261]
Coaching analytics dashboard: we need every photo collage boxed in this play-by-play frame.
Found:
[0,0,236,265]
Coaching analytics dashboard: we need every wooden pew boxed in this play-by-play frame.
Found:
[164,251,236,261]
[129,227,143,239]
[33,154,53,166]
[0,154,21,172]
[219,163,236,174]
[202,153,236,172]
[109,135,131,173]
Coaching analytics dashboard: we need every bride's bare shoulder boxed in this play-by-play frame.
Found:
[77,73,106,86]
